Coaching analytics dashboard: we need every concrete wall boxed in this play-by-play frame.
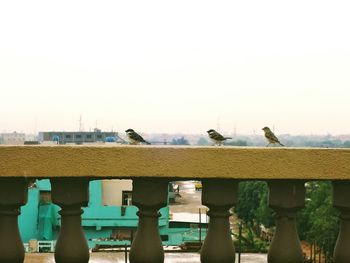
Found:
[102,179,132,206]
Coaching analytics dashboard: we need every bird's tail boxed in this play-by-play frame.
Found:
[278,142,284,146]
[224,137,232,140]
[145,141,151,145]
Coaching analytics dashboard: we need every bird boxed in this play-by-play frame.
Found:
[262,127,284,146]
[207,129,232,145]
[125,129,151,145]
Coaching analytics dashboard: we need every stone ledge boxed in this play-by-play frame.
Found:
[0,145,349,179]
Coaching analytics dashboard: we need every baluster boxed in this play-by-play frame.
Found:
[0,178,28,263]
[129,178,169,263]
[332,181,350,263]
[268,180,305,263]
[201,179,238,263]
[50,178,90,263]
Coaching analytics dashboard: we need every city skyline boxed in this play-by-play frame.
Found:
[1,1,350,135]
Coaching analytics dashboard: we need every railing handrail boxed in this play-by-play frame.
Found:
[1,145,350,179]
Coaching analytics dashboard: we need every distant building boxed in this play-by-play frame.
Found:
[25,134,38,142]
[39,129,119,144]
[0,132,26,145]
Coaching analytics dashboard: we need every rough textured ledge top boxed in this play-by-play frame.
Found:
[0,145,349,179]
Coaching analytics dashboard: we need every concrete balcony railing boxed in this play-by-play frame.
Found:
[1,145,350,263]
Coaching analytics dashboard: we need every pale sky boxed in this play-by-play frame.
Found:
[1,1,350,135]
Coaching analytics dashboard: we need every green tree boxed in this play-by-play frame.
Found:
[235,180,339,260]
[297,182,339,257]
[343,140,350,148]
[235,181,272,227]
[197,137,209,145]
[255,187,275,228]
[225,140,248,146]
[233,225,269,253]
[171,137,190,145]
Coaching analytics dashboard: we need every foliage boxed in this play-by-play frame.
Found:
[233,224,269,253]
[235,180,338,258]
[255,187,275,228]
[171,137,190,145]
[235,181,274,227]
[297,181,339,256]
[196,137,209,145]
[343,140,350,148]
[225,140,248,146]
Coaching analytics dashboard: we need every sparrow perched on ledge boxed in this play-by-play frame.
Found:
[262,126,284,146]
[125,129,151,145]
[207,129,232,146]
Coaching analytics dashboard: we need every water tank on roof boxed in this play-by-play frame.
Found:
[105,136,116,142]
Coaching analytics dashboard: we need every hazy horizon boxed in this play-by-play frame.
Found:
[3,128,350,138]
[1,1,350,135]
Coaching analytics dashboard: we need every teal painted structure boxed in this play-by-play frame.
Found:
[19,188,40,241]
[19,180,207,250]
